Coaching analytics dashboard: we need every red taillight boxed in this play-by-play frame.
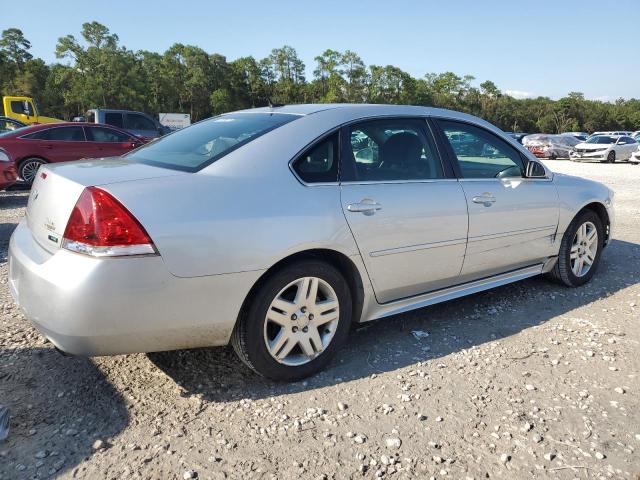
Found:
[62,187,156,256]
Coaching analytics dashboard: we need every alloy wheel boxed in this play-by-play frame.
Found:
[20,160,44,184]
[263,276,340,366]
[570,221,598,277]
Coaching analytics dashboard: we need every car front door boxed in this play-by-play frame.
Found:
[85,126,141,157]
[340,118,468,304]
[435,119,559,281]
[124,113,159,140]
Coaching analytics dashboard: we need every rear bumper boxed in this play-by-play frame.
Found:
[8,220,263,355]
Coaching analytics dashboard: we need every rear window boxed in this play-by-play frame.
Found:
[126,113,298,172]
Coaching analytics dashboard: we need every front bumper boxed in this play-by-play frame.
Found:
[9,220,263,356]
[0,162,17,190]
[570,150,608,160]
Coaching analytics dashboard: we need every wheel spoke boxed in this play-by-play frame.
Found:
[266,308,290,326]
[271,298,296,315]
[299,337,316,357]
[308,326,323,353]
[270,330,296,360]
[586,228,597,243]
[294,277,311,305]
[570,244,579,260]
[583,253,594,266]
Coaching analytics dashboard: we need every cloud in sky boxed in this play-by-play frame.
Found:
[505,90,536,100]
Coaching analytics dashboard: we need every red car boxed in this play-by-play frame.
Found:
[0,147,18,190]
[0,122,146,185]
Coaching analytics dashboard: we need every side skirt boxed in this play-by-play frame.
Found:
[365,264,544,322]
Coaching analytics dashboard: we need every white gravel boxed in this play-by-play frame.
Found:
[1,159,639,479]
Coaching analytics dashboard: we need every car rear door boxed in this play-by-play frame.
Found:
[36,126,91,162]
[434,118,559,281]
[339,118,468,304]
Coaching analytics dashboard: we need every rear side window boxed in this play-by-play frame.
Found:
[292,132,339,183]
[342,118,443,182]
[127,113,298,172]
[23,126,86,141]
[437,120,524,179]
[104,112,124,128]
[125,113,156,131]
[86,126,132,142]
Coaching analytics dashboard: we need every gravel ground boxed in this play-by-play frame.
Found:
[0,160,639,480]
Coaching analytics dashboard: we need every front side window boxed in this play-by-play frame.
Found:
[10,100,33,115]
[438,120,524,179]
[127,113,298,172]
[125,113,156,131]
[87,126,132,143]
[343,119,443,182]
[292,132,339,183]
[104,112,124,128]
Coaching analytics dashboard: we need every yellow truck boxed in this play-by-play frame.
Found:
[2,96,62,125]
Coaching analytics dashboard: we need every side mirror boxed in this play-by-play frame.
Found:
[526,160,547,178]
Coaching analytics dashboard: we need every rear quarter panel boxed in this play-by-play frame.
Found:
[103,171,359,278]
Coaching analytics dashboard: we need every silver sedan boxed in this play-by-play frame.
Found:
[8,104,614,381]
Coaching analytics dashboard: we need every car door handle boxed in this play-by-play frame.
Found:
[41,144,53,149]
[347,200,383,215]
[472,194,496,206]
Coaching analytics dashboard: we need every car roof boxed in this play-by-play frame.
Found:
[229,103,499,130]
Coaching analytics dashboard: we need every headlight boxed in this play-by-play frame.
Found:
[0,150,11,162]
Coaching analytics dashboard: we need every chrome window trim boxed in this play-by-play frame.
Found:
[289,114,450,187]
[340,178,459,186]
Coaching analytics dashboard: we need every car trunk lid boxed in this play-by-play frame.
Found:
[25,157,186,254]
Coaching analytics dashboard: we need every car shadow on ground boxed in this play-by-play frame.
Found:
[0,191,29,212]
[0,347,129,478]
[149,238,639,404]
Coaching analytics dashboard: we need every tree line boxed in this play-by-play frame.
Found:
[1,23,639,133]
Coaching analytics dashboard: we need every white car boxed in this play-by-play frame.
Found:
[589,131,633,137]
[631,145,640,164]
[571,135,638,163]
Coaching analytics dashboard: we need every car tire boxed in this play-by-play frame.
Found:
[607,151,615,163]
[19,158,46,185]
[231,260,352,381]
[546,210,604,287]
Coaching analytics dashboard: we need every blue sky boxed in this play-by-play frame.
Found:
[2,0,638,101]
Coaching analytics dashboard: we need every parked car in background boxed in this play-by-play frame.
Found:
[505,132,529,144]
[8,104,614,381]
[562,131,589,142]
[631,131,640,140]
[0,116,26,133]
[0,147,18,190]
[523,134,580,159]
[630,145,640,164]
[0,122,146,185]
[589,131,633,138]
[77,109,170,140]
[571,135,638,163]
[1,96,63,125]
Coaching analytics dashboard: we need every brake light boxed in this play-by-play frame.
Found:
[62,187,157,257]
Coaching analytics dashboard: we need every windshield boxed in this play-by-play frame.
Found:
[586,136,616,144]
[127,113,298,171]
